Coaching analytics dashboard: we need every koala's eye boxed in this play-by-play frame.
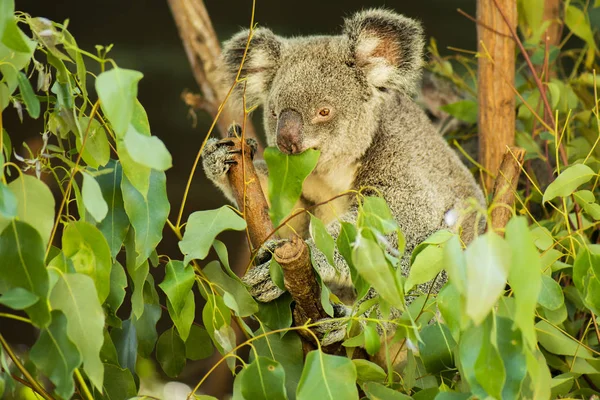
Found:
[318,108,330,117]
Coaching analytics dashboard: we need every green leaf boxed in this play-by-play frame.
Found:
[82,172,109,223]
[363,382,412,399]
[264,147,320,226]
[269,258,286,291]
[30,311,82,400]
[132,274,162,357]
[50,273,105,391]
[535,320,594,359]
[96,161,130,259]
[241,356,287,400]
[418,323,456,373]
[0,287,38,309]
[118,139,151,196]
[105,261,127,327]
[203,260,258,317]
[77,117,110,169]
[16,71,39,118]
[254,328,304,400]
[439,100,478,124]
[157,326,186,378]
[538,274,564,311]
[201,288,231,353]
[309,214,335,267]
[437,283,467,340]
[297,351,358,400]
[255,293,293,331]
[179,206,247,264]
[353,359,386,384]
[0,182,16,219]
[565,5,598,67]
[0,175,55,247]
[352,235,403,307]
[185,325,214,361]
[167,290,195,342]
[2,15,34,54]
[99,364,137,400]
[496,317,527,399]
[337,222,369,298]
[474,326,505,400]
[359,196,402,239]
[96,68,143,137]
[505,216,541,349]
[404,241,446,293]
[121,170,169,267]
[464,232,511,325]
[519,0,544,33]
[159,261,195,317]
[542,164,596,203]
[574,190,600,220]
[362,322,381,357]
[111,319,138,373]
[123,124,172,171]
[573,245,600,316]
[0,221,50,326]
[62,221,112,303]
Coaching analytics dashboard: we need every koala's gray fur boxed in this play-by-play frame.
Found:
[203,8,485,345]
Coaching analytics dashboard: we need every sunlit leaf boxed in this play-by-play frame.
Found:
[96,67,143,137]
[573,245,600,316]
[0,175,55,247]
[123,124,172,171]
[440,100,478,124]
[464,232,511,324]
[77,117,110,169]
[352,235,403,307]
[309,214,335,267]
[535,320,594,359]
[50,273,105,391]
[353,359,386,384]
[505,216,541,349]
[542,164,595,203]
[62,221,112,303]
[264,147,319,226]
[337,222,369,298]
[179,206,246,265]
[538,274,564,311]
[363,382,412,399]
[81,172,109,223]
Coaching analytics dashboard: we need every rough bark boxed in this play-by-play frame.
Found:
[167,0,258,143]
[225,137,272,250]
[490,147,526,235]
[477,0,517,191]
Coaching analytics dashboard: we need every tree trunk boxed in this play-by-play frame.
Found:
[477,0,517,192]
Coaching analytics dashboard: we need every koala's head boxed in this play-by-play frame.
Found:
[221,9,424,167]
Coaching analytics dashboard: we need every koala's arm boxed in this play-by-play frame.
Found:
[201,137,270,206]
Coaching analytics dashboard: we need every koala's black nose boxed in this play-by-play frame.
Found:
[276,109,303,154]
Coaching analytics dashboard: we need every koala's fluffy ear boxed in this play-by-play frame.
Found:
[221,28,282,106]
[343,9,424,94]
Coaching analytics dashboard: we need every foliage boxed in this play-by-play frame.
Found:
[0,0,600,399]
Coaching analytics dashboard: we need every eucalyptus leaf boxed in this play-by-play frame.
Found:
[264,147,320,226]
[96,68,143,137]
[156,326,186,378]
[297,351,358,400]
[241,357,287,400]
[542,164,596,203]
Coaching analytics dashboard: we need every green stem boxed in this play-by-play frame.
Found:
[0,333,53,400]
[74,368,94,400]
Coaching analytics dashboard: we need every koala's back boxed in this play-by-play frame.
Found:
[354,94,485,253]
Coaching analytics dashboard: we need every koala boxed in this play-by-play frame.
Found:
[203,9,486,346]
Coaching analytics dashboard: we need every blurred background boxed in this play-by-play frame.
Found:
[2,0,476,397]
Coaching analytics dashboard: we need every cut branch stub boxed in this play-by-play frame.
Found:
[274,236,327,325]
[225,137,272,251]
[490,146,526,236]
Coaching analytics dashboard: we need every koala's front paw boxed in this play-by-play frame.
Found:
[242,239,287,302]
[313,303,352,346]
[201,126,258,184]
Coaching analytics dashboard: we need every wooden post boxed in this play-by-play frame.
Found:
[477,0,517,192]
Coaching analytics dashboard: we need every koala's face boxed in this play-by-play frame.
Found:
[263,37,368,156]
[222,8,424,165]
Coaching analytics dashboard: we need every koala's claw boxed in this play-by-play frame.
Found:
[241,239,288,302]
